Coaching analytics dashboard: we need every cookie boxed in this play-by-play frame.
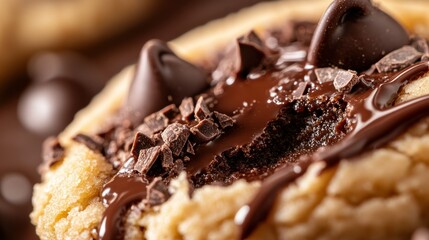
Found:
[30,0,429,239]
[0,0,157,88]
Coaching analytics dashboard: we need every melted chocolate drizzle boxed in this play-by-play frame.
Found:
[307,0,409,71]
[238,62,429,239]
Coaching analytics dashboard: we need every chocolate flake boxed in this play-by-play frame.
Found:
[161,123,190,156]
[186,141,195,155]
[314,67,337,84]
[134,146,161,174]
[160,145,173,168]
[212,111,234,129]
[143,112,169,134]
[145,178,170,207]
[130,132,155,159]
[236,31,266,77]
[292,82,308,99]
[40,137,65,173]
[179,97,194,120]
[190,119,221,143]
[194,97,210,121]
[375,46,423,73]
[72,133,104,153]
[333,70,359,92]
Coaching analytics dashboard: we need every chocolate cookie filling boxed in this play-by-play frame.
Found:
[39,0,429,239]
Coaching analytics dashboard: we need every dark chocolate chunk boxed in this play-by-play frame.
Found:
[314,68,337,84]
[179,97,194,121]
[185,141,195,155]
[125,40,209,124]
[160,145,174,168]
[190,119,221,143]
[375,46,423,73]
[40,137,65,173]
[307,0,409,71]
[159,104,179,120]
[145,178,170,207]
[18,77,92,137]
[143,112,169,134]
[194,97,211,121]
[212,111,234,129]
[161,123,190,156]
[235,31,266,77]
[292,82,308,99]
[72,133,104,153]
[333,70,359,92]
[130,132,155,160]
[134,146,161,174]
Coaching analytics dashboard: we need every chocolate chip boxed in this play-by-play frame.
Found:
[333,70,359,92]
[186,141,195,155]
[144,112,169,134]
[130,132,155,160]
[125,40,209,124]
[161,123,190,156]
[145,178,170,207]
[160,145,173,168]
[212,111,234,129]
[134,146,161,174]
[159,104,179,120]
[315,68,337,84]
[190,119,221,143]
[72,133,104,153]
[235,31,266,77]
[375,46,423,73]
[292,82,308,99]
[179,97,194,120]
[194,97,210,121]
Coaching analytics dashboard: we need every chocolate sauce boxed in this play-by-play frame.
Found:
[307,0,409,71]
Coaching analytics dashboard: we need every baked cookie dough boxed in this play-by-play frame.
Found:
[31,0,429,239]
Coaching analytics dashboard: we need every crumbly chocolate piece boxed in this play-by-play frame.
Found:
[292,82,308,99]
[160,145,173,168]
[190,119,221,143]
[161,123,190,156]
[333,70,359,92]
[72,133,104,153]
[314,67,336,84]
[134,146,161,174]
[40,137,65,174]
[179,97,194,120]
[143,112,169,134]
[375,46,422,73]
[194,97,210,121]
[212,111,234,129]
[144,178,170,207]
[236,31,266,77]
[130,132,155,160]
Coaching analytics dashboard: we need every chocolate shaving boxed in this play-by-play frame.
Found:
[134,146,161,174]
[143,112,169,134]
[194,97,210,121]
[161,123,190,156]
[375,46,423,73]
[212,111,234,129]
[160,145,173,168]
[72,133,104,153]
[145,178,170,207]
[235,31,266,77]
[179,97,194,121]
[314,67,337,84]
[39,137,65,174]
[186,141,195,155]
[333,70,359,92]
[130,132,155,159]
[190,119,221,143]
[292,82,308,99]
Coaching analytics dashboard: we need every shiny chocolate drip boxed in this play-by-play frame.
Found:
[307,0,409,71]
[98,159,148,240]
[238,61,429,239]
[125,40,209,124]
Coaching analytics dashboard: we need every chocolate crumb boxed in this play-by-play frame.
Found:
[333,70,359,92]
[160,145,173,168]
[179,97,194,121]
[131,132,155,159]
[144,112,169,134]
[145,178,170,207]
[292,82,308,99]
[212,111,234,129]
[40,137,65,173]
[190,119,221,143]
[186,141,195,155]
[315,67,337,84]
[161,123,190,156]
[72,133,104,153]
[194,97,210,121]
[375,46,423,73]
[134,146,161,174]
